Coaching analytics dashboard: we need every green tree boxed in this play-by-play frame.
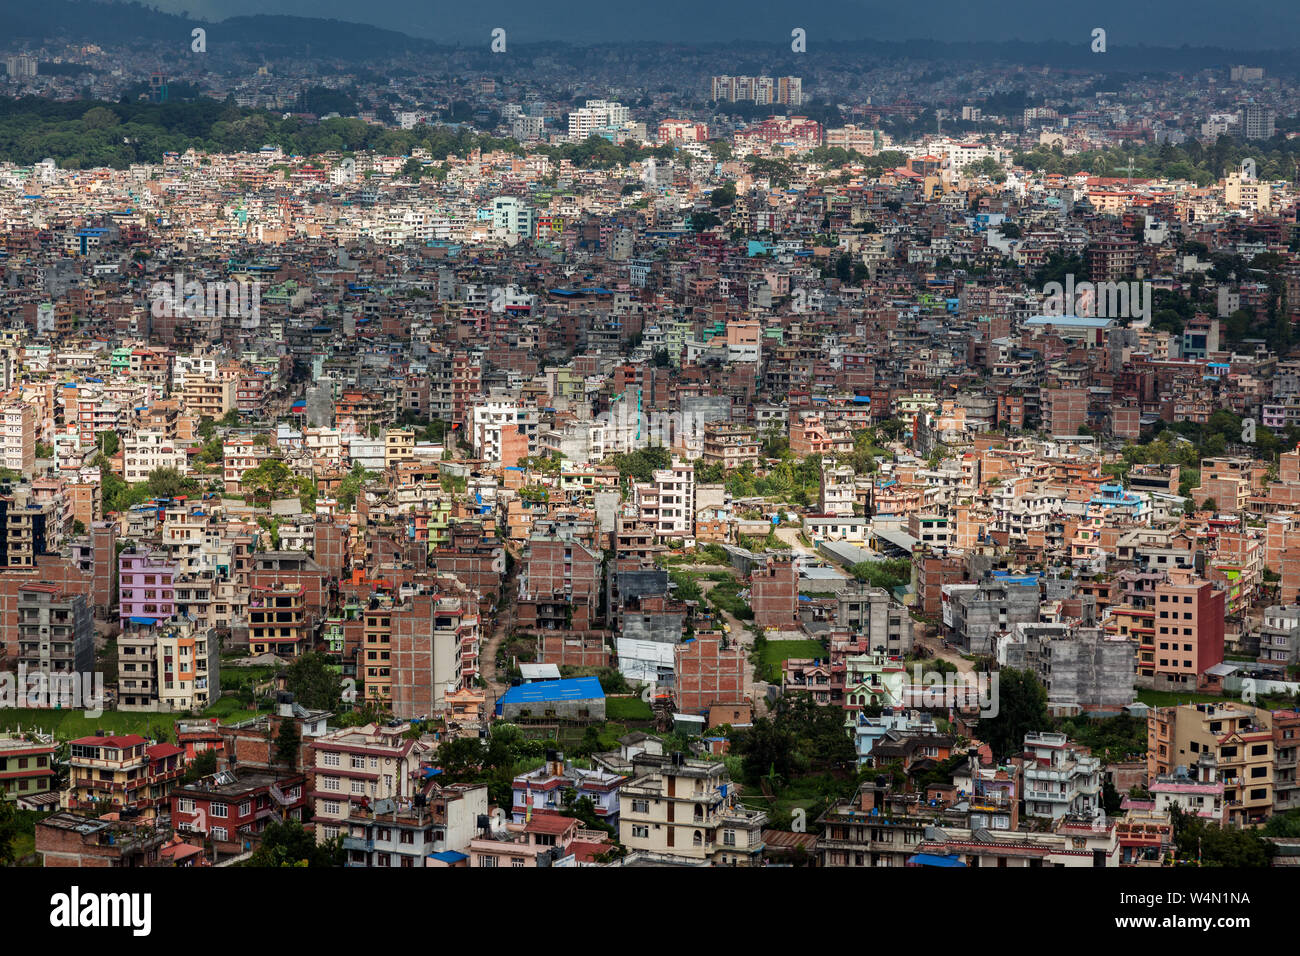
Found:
[0,798,18,866]
[182,748,218,783]
[980,668,1049,761]
[246,819,342,867]
[283,652,342,710]
[275,719,301,768]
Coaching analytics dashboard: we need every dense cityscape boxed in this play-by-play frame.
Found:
[0,3,1297,912]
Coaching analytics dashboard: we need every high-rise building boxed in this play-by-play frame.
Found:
[1240,103,1275,140]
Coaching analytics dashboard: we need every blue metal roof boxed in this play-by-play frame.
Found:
[908,853,967,867]
[428,850,468,863]
[495,676,605,715]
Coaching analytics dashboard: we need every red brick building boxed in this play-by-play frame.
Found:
[751,555,799,630]
[674,633,746,714]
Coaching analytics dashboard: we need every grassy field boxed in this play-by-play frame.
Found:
[756,639,828,683]
[0,697,273,742]
[0,708,182,741]
[1133,688,1297,709]
[605,696,653,721]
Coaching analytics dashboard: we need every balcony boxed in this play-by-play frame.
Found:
[342,836,374,852]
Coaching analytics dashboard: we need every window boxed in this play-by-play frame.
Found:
[211,827,228,842]
[322,752,340,767]
[239,801,251,817]
[177,798,195,813]
[322,801,341,816]
[631,825,649,839]
[478,855,498,868]
[210,803,228,818]
[723,829,736,847]
[631,799,649,814]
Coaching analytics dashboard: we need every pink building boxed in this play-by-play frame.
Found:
[119,548,177,626]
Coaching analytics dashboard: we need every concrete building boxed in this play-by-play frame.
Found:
[1022,732,1103,821]
[836,585,915,656]
[14,584,94,682]
[819,463,857,516]
[618,751,766,865]
[942,579,1040,655]
[310,723,434,845]
[1004,625,1135,715]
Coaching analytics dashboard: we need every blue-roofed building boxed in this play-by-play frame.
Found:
[495,676,606,720]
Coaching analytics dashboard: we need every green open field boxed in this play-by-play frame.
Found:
[756,639,828,683]
[605,696,653,721]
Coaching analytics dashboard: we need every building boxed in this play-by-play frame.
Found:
[118,548,177,626]
[1021,732,1103,821]
[1147,703,1289,827]
[64,733,184,821]
[1240,103,1276,140]
[752,555,799,630]
[343,784,489,867]
[618,751,767,865]
[0,732,56,803]
[674,634,746,715]
[248,584,310,657]
[172,768,307,853]
[310,723,434,845]
[495,677,606,721]
[511,752,626,827]
[36,812,170,868]
[0,403,35,476]
[14,584,94,685]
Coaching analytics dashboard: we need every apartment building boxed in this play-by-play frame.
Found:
[1147,703,1290,827]
[310,723,433,845]
[122,429,187,483]
[618,752,767,866]
[248,584,310,657]
[516,535,601,631]
[118,548,177,626]
[0,732,57,803]
[1021,732,1103,821]
[819,462,857,516]
[156,620,220,712]
[181,372,237,421]
[343,784,489,867]
[0,402,35,476]
[64,733,185,821]
[15,584,94,683]
[1146,570,1225,688]
[172,768,307,852]
[0,490,54,568]
[630,460,695,542]
[837,585,915,656]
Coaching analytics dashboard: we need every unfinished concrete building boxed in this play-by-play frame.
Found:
[1004,624,1136,716]
[836,585,915,657]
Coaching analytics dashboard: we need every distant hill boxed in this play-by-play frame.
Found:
[3,0,1297,70]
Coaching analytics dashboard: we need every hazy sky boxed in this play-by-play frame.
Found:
[139,0,1299,48]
